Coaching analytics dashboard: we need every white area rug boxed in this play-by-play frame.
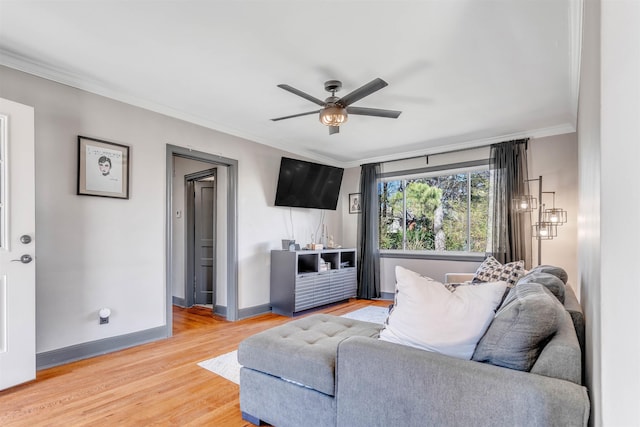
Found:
[197,349,241,384]
[197,305,388,384]
[339,305,389,324]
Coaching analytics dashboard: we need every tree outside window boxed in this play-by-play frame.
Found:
[379,168,490,253]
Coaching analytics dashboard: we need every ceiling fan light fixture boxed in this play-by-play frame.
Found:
[272,78,400,131]
[319,105,348,126]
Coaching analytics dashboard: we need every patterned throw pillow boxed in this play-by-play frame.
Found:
[473,256,525,287]
[443,282,458,292]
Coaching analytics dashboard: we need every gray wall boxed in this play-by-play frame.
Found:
[528,133,579,290]
[0,65,344,355]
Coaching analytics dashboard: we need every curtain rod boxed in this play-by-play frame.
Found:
[369,138,529,166]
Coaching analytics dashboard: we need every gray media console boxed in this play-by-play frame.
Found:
[270,248,357,316]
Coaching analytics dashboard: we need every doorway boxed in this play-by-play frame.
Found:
[0,98,36,390]
[165,145,238,336]
[185,170,217,308]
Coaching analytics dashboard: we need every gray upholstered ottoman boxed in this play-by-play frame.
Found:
[238,313,382,427]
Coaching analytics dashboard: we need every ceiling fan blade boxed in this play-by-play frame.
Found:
[329,126,340,135]
[347,106,402,119]
[271,110,320,121]
[277,84,326,106]
[337,78,388,107]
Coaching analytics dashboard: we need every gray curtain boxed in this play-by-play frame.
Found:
[489,139,532,268]
[357,163,380,299]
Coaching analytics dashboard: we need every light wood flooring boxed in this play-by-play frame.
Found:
[0,299,389,426]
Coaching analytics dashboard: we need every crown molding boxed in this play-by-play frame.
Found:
[344,123,577,169]
[1,25,582,171]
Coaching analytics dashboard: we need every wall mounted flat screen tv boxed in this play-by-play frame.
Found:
[274,157,344,210]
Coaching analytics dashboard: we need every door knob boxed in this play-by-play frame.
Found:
[20,235,32,244]
[11,254,33,264]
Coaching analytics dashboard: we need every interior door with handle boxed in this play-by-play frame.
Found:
[0,98,36,390]
[194,179,215,306]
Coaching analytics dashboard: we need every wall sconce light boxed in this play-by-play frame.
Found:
[544,208,568,225]
[521,176,568,266]
[542,192,567,225]
[513,195,537,212]
[533,220,558,240]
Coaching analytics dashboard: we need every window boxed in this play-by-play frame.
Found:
[378,162,490,256]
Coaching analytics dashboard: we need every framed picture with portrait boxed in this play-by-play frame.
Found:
[349,193,362,214]
[77,136,130,199]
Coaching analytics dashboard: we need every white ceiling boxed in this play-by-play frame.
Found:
[0,0,582,168]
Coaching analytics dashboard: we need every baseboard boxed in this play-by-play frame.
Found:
[214,304,227,317]
[36,303,269,369]
[379,292,395,301]
[173,299,227,318]
[238,304,271,320]
[36,326,168,370]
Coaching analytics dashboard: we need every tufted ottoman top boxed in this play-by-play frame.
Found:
[238,314,382,396]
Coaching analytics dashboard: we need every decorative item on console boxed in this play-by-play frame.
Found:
[306,223,340,250]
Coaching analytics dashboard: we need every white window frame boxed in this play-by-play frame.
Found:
[378,159,490,260]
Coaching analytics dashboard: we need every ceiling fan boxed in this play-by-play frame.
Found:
[271,78,402,135]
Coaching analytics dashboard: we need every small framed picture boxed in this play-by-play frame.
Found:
[349,193,361,214]
[77,136,130,199]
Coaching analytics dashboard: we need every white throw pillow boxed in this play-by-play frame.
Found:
[379,266,507,360]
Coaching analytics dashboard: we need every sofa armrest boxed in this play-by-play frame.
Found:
[563,285,585,354]
[336,337,589,427]
[444,272,474,283]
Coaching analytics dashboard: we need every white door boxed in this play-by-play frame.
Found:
[0,98,36,390]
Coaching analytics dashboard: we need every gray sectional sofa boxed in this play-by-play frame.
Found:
[238,271,590,427]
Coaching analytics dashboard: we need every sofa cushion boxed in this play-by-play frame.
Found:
[529,310,583,384]
[472,282,564,371]
[238,314,381,396]
[517,271,565,303]
[379,266,507,360]
[529,264,568,284]
[472,256,526,286]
